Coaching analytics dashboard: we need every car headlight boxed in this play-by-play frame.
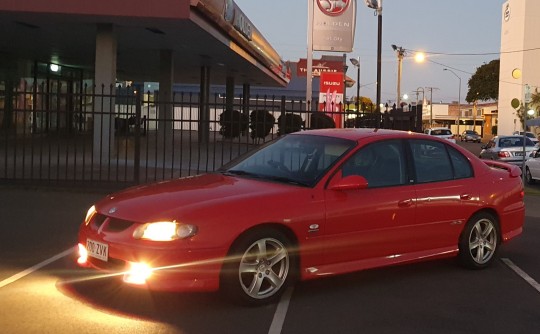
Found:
[132,221,198,241]
[85,205,97,225]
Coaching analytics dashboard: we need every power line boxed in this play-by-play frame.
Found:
[406,47,540,57]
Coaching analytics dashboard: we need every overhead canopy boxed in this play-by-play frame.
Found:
[526,117,540,127]
[0,0,290,87]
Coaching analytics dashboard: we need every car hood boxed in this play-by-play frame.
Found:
[95,173,298,222]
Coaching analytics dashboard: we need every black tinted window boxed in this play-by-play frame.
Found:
[342,140,406,188]
[409,140,453,183]
[448,146,473,179]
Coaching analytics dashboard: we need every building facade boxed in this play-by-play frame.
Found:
[498,0,540,136]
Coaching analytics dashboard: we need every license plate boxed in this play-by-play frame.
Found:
[515,152,524,157]
[86,239,109,262]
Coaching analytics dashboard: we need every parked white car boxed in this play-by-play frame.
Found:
[424,127,456,143]
[524,148,540,184]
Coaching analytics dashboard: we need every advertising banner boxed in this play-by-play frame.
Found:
[319,72,344,127]
[313,0,357,52]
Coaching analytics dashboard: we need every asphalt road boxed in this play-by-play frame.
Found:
[1,140,540,334]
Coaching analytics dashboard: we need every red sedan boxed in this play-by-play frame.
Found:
[77,128,525,305]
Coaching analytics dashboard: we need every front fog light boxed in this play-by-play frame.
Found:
[77,243,88,265]
[124,262,152,285]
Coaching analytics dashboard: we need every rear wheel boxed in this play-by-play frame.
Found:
[458,212,499,269]
[221,229,295,305]
[526,167,536,184]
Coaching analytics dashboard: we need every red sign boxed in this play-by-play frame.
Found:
[319,72,344,128]
[296,58,345,77]
[316,0,351,16]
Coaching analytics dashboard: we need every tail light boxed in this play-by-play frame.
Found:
[498,151,511,158]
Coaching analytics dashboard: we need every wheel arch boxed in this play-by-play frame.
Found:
[462,208,502,242]
[220,222,301,281]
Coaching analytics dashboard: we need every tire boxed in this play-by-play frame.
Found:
[458,212,499,269]
[221,228,295,305]
[526,167,535,184]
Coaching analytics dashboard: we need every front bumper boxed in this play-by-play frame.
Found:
[77,225,227,292]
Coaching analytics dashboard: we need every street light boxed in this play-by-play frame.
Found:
[391,44,405,107]
[365,0,382,123]
[443,68,462,135]
[350,57,360,112]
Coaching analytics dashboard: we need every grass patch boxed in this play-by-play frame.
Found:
[525,185,540,196]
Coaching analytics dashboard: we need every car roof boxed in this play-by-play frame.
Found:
[292,128,434,142]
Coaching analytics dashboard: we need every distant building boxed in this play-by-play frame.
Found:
[498,0,540,136]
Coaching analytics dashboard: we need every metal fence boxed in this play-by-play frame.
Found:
[0,81,421,188]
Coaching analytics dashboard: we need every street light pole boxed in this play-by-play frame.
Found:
[350,57,360,112]
[365,0,383,125]
[444,68,461,135]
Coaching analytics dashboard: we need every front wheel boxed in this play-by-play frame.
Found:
[458,212,499,269]
[526,167,536,184]
[221,229,295,305]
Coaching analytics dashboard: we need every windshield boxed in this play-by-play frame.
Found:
[498,136,535,147]
[220,134,355,187]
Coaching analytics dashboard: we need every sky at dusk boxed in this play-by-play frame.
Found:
[234,0,506,106]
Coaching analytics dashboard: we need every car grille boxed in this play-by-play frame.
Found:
[89,214,135,233]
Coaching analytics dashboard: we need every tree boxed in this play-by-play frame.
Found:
[466,59,500,103]
[529,87,540,113]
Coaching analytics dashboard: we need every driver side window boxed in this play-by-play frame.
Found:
[342,140,406,188]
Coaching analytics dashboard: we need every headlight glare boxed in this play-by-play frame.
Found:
[133,221,197,241]
[85,205,97,225]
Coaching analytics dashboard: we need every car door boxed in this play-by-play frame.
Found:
[529,151,540,179]
[323,139,417,266]
[408,139,478,252]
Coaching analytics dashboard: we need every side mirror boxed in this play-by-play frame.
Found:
[329,175,369,191]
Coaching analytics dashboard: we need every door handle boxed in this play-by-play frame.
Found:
[460,194,471,200]
[398,199,413,207]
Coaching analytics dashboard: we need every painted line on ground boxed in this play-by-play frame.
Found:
[501,258,540,293]
[0,247,75,289]
[268,286,294,334]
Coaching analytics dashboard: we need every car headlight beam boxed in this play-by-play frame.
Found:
[133,221,197,241]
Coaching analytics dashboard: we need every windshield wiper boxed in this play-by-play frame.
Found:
[261,175,310,187]
[222,170,309,186]
[221,169,255,176]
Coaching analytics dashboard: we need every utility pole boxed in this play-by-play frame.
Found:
[425,87,438,128]
[392,45,405,107]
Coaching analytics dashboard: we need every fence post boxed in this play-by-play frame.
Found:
[134,90,141,183]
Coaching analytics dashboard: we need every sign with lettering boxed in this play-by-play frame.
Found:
[319,72,344,127]
[313,0,357,52]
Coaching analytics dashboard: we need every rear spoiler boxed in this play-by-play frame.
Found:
[481,160,522,178]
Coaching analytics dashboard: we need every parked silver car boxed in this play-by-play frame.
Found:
[479,135,536,167]
[461,130,481,143]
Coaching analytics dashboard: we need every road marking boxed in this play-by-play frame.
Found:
[501,258,540,293]
[0,247,74,289]
[268,286,294,334]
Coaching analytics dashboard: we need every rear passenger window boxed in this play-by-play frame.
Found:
[409,140,453,183]
[409,140,473,183]
[448,146,473,179]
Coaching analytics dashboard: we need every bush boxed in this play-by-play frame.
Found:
[249,110,275,141]
[219,109,248,138]
[310,112,335,129]
[278,113,304,136]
